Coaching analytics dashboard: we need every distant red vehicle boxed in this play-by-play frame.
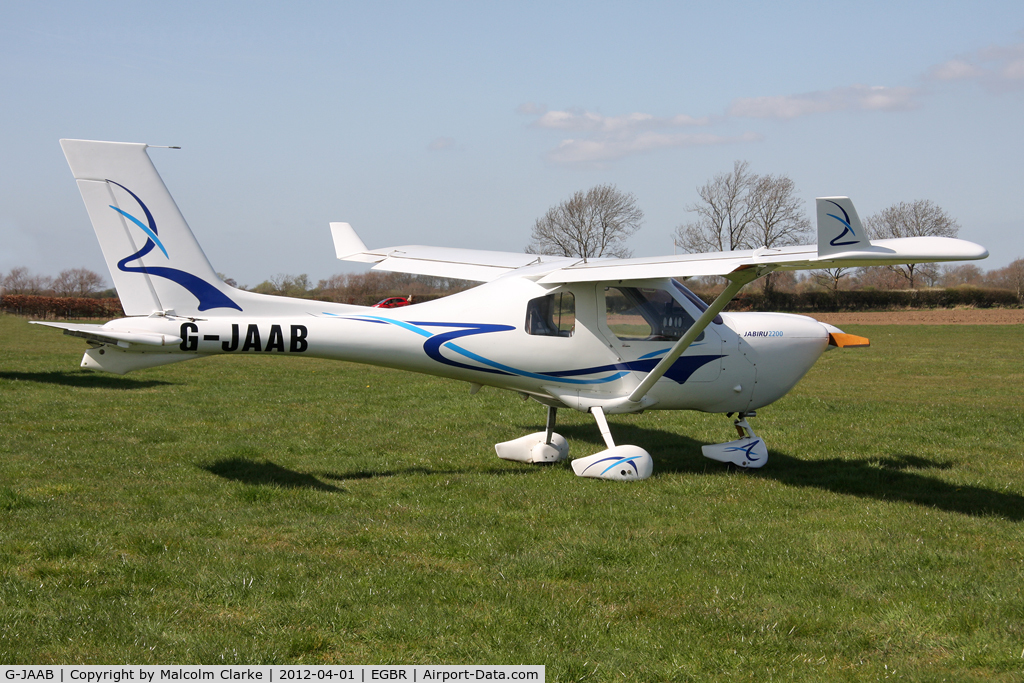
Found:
[372,296,411,309]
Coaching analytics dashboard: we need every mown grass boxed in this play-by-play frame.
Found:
[1,313,1022,680]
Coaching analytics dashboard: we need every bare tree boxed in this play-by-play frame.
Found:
[864,200,960,288]
[747,174,811,294]
[2,267,30,294]
[527,184,644,259]
[675,162,811,296]
[2,267,52,295]
[939,264,984,288]
[51,271,76,297]
[252,273,312,298]
[812,267,855,292]
[854,266,907,291]
[675,161,810,253]
[748,174,812,249]
[986,258,1024,301]
[674,160,755,253]
[52,268,105,297]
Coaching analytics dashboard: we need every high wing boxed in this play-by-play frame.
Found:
[334,197,988,283]
[537,236,986,284]
[331,221,574,282]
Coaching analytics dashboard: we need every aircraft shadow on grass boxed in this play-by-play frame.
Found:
[318,465,544,481]
[0,370,172,390]
[554,422,1024,522]
[198,424,1022,522]
[201,458,538,493]
[201,458,344,493]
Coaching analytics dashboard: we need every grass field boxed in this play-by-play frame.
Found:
[1,313,1022,680]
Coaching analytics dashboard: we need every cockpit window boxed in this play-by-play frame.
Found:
[525,292,575,337]
[604,286,702,342]
[672,279,723,325]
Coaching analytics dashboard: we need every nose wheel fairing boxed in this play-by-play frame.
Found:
[701,415,768,469]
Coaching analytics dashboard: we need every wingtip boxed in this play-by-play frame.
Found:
[330,221,369,259]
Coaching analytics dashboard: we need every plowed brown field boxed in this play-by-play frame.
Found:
[808,308,1024,325]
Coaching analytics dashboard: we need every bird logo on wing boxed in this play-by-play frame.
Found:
[826,200,859,248]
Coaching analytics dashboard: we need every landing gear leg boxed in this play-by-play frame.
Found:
[494,405,569,464]
[701,411,768,468]
[570,407,654,481]
[545,406,557,445]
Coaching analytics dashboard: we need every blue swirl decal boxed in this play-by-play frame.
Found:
[580,454,641,476]
[107,180,242,312]
[329,314,721,385]
[826,200,859,248]
[724,438,762,462]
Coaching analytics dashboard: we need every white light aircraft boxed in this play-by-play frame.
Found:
[35,139,989,480]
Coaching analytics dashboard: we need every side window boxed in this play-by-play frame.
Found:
[525,292,575,337]
[604,286,702,342]
[604,287,652,340]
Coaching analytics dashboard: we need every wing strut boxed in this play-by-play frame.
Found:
[625,266,769,405]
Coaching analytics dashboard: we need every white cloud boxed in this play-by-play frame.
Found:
[546,131,761,165]
[926,41,1024,89]
[728,84,920,119]
[531,108,709,132]
[929,58,984,81]
[527,39,1024,166]
[520,105,732,165]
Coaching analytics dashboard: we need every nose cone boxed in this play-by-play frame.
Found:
[730,312,830,409]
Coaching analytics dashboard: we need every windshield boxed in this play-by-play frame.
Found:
[672,280,723,325]
[604,286,703,342]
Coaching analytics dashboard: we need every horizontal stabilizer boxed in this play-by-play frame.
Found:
[30,321,182,348]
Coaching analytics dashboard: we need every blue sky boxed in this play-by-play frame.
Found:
[2,1,1022,287]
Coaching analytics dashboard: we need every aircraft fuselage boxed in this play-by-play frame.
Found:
[79,275,830,416]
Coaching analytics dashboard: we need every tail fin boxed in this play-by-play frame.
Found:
[816,196,868,257]
[60,139,242,316]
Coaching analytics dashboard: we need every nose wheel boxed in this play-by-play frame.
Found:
[702,412,768,468]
